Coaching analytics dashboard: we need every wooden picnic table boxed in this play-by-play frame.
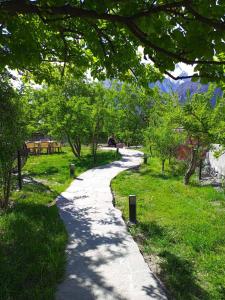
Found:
[26,141,62,155]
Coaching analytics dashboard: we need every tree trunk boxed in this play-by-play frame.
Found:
[92,119,100,164]
[199,159,203,181]
[184,148,198,185]
[67,134,81,159]
[5,170,11,207]
[17,150,22,190]
[162,159,165,175]
[168,150,173,165]
[0,167,12,209]
[149,146,153,156]
[92,135,98,163]
[73,136,81,158]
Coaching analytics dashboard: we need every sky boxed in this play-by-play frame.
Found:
[138,46,195,78]
[172,63,195,77]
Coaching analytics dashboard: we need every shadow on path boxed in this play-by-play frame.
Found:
[56,195,129,300]
[56,149,167,300]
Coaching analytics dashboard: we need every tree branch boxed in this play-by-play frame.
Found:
[1,0,225,77]
[132,1,225,31]
[132,1,186,18]
[59,29,68,77]
[149,55,215,81]
[2,1,224,66]
[126,20,224,65]
[1,1,128,22]
[164,70,201,80]
[185,4,225,31]
[90,23,116,54]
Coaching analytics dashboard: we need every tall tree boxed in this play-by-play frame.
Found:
[178,86,225,184]
[23,77,92,158]
[0,1,224,82]
[0,72,27,208]
[24,76,113,160]
[88,82,113,162]
[145,92,183,173]
[105,81,153,146]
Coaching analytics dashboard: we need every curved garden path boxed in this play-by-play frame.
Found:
[56,148,167,300]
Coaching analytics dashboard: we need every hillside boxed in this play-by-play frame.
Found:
[151,72,223,104]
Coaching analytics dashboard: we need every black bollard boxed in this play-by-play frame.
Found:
[129,195,137,224]
[70,163,75,178]
[144,154,148,164]
[116,147,119,155]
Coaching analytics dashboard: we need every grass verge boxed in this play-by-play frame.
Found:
[112,157,225,300]
[0,147,119,300]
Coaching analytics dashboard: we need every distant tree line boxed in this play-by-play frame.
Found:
[1,68,225,209]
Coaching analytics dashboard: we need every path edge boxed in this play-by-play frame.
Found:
[109,149,169,299]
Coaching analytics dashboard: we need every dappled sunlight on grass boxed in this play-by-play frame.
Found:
[0,183,67,299]
[24,147,120,193]
[112,157,225,299]
[0,146,119,299]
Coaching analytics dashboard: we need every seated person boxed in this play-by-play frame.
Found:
[107,135,117,147]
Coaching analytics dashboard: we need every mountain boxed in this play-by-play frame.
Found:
[104,70,223,104]
[175,81,223,105]
[149,71,188,96]
[176,81,208,103]
[149,78,179,93]
[150,71,223,104]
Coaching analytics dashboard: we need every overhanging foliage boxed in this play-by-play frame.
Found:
[0,0,224,82]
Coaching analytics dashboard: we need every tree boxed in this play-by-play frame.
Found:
[88,82,113,162]
[145,92,183,174]
[23,76,114,160]
[0,1,224,82]
[50,93,91,158]
[105,81,153,146]
[178,86,225,184]
[0,72,27,208]
[23,77,93,158]
[47,79,92,159]
[150,126,182,174]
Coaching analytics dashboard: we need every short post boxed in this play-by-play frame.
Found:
[116,147,119,155]
[144,154,148,164]
[129,195,137,224]
[69,163,75,178]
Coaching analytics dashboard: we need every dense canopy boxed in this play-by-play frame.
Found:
[0,0,225,81]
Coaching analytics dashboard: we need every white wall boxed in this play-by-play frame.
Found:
[208,144,225,176]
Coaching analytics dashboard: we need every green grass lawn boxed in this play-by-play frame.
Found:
[112,157,225,300]
[0,146,119,300]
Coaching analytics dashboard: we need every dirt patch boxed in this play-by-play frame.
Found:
[133,234,162,278]
[211,201,222,206]
[144,253,162,275]
[133,235,168,297]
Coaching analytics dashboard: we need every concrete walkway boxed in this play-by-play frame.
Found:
[56,148,167,300]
